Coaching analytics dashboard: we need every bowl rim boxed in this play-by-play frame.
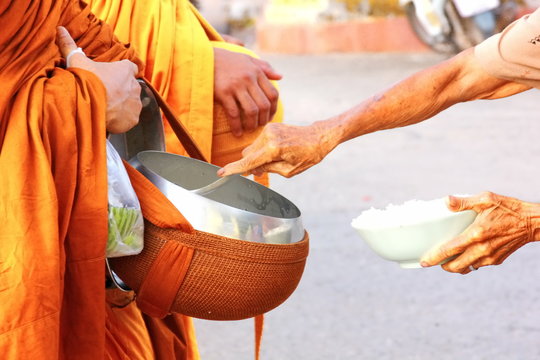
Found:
[351,208,477,231]
[132,150,303,220]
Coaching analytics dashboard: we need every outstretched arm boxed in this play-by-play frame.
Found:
[218,48,530,178]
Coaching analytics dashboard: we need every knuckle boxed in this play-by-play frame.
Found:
[476,242,490,254]
[241,72,255,82]
[259,101,271,112]
[267,88,279,102]
[470,227,484,240]
[245,107,259,117]
[227,108,240,119]
[480,191,496,203]
[215,83,231,95]
[266,142,279,155]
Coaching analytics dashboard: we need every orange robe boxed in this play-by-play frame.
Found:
[0,1,190,359]
[82,2,282,358]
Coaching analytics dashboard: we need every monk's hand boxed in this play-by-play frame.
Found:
[56,26,142,134]
[217,121,334,178]
[420,192,540,274]
[213,47,282,137]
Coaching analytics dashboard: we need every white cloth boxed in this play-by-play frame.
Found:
[475,8,540,89]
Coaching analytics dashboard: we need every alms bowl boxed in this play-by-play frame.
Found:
[351,198,477,268]
[129,151,305,244]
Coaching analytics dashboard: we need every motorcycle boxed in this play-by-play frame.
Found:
[400,0,519,54]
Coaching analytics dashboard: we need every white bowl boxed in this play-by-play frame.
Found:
[351,198,477,268]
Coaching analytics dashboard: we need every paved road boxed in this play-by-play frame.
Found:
[193,52,540,360]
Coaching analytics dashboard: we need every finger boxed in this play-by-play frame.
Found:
[236,90,259,132]
[252,58,282,80]
[446,194,478,212]
[219,96,242,137]
[130,77,143,113]
[217,140,273,177]
[250,167,265,177]
[420,229,478,267]
[247,83,271,128]
[444,241,517,275]
[218,152,269,177]
[475,238,523,268]
[453,230,523,270]
[440,241,493,273]
[257,75,279,121]
[447,192,499,213]
[440,254,471,274]
[56,26,78,58]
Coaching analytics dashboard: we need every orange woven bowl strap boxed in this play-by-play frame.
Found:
[136,241,194,318]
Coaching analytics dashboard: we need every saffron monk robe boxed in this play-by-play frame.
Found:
[85,2,285,356]
[0,0,201,359]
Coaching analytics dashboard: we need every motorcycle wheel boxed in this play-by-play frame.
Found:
[445,1,487,51]
[403,2,458,54]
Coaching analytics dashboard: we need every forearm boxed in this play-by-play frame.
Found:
[317,48,531,151]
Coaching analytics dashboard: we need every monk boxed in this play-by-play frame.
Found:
[0,0,200,358]
[83,2,285,357]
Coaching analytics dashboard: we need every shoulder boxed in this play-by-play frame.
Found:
[474,8,540,86]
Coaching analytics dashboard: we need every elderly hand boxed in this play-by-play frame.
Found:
[56,26,142,134]
[213,47,281,137]
[217,121,337,178]
[420,192,540,274]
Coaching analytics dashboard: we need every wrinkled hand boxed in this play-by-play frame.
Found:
[56,26,142,134]
[217,122,334,178]
[420,192,540,274]
[214,47,282,137]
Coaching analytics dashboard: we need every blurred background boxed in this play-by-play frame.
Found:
[196,0,538,52]
[191,1,540,359]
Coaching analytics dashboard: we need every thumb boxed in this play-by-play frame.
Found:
[253,58,282,81]
[56,26,78,58]
[446,195,470,212]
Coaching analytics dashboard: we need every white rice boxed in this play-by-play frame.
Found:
[351,197,458,230]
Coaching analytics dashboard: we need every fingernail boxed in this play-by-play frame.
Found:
[217,169,225,176]
[420,261,429,268]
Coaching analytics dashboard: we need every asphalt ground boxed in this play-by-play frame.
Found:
[193,52,540,360]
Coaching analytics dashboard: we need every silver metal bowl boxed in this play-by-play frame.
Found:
[129,151,304,244]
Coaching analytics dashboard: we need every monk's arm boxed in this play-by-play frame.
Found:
[218,48,531,177]
[319,47,530,147]
[59,0,144,75]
